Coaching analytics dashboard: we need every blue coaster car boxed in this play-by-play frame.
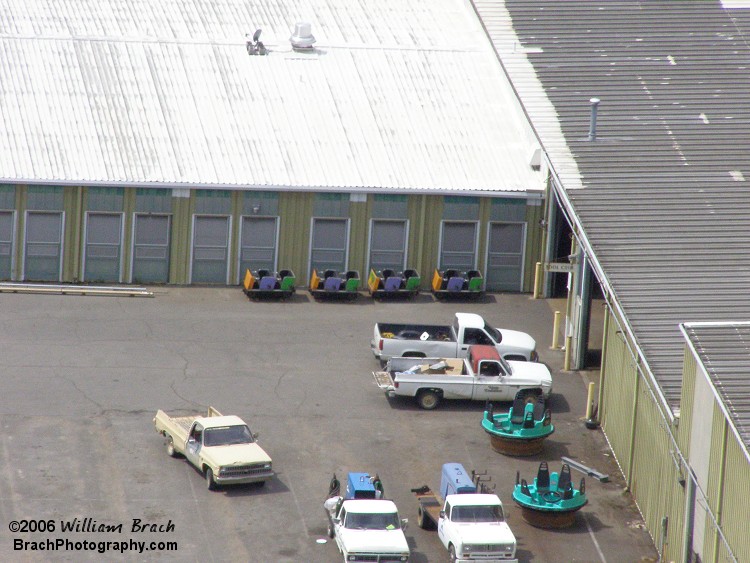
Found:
[243,268,296,300]
[367,268,421,299]
[309,269,360,300]
[512,461,587,528]
[481,392,554,456]
[431,268,484,300]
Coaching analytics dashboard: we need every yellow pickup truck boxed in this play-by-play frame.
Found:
[153,407,273,490]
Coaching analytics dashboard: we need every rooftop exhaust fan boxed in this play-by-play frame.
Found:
[290,22,316,50]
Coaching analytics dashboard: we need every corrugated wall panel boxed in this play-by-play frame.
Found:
[601,313,637,475]
[278,192,313,284]
[523,202,543,292]
[678,349,697,458]
[630,380,686,561]
[718,431,750,563]
[348,197,369,278]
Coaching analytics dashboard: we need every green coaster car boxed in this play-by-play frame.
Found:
[309,269,360,301]
[481,392,554,456]
[512,461,587,529]
[367,268,421,299]
[243,268,296,300]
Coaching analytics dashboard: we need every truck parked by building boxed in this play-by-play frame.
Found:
[412,463,518,563]
[371,312,538,365]
[153,406,273,490]
[373,345,552,410]
[324,472,410,562]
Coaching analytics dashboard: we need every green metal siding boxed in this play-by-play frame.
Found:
[678,349,697,458]
[630,380,686,562]
[278,192,313,284]
[0,186,16,209]
[600,314,638,471]
[716,428,750,562]
[407,195,443,287]
[348,196,369,277]
[523,202,544,292]
[169,193,191,284]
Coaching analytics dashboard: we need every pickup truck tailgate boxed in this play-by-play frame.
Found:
[373,370,394,389]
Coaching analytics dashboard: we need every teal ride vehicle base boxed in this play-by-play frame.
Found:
[512,462,587,528]
[481,393,554,456]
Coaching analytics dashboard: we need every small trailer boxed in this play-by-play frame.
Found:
[242,268,296,300]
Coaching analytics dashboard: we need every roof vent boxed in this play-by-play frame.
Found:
[588,97,601,141]
[290,22,316,50]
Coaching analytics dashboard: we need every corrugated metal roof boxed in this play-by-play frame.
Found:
[683,323,750,451]
[0,0,542,193]
[472,1,750,411]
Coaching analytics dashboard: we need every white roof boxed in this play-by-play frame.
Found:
[344,499,398,513]
[0,0,543,194]
[197,415,246,429]
[446,493,502,506]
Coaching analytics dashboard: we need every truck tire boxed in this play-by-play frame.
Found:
[165,436,176,457]
[205,467,217,491]
[449,544,457,562]
[417,389,441,410]
[417,506,435,530]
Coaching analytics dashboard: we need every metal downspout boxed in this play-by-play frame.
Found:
[597,305,610,423]
[626,356,640,490]
[576,255,592,370]
[711,421,728,563]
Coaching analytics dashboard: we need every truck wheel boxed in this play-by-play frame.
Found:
[417,390,441,410]
[165,436,176,457]
[448,544,457,562]
[417,506,435,530]
[205,468,217,491]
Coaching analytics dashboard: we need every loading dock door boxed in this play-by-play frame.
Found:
[0,211,13,280]
[310,218,348,276]
[239,216,277,276]
[83,213,123,283]
[369,220,407,272]
[132,214,171,284]
[439,221,478,270]
[485,222,526,292]
[191,215,230,284]
[24,211,63,281]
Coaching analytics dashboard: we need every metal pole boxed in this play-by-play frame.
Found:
[533,262,542,299]
[551,311,562,349]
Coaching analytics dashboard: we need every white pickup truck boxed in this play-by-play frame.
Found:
[371,312,538,365]
[324,472,410,562]
[374,345,552,409]
[413,463,518,563]
[153,407,273,490]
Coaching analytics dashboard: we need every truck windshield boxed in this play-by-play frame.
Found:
[451,505,504,523]
[203,425,254,447]
[345,512,401,530]
[483,322,501,344]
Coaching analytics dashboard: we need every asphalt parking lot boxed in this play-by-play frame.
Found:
[0,287,658,562]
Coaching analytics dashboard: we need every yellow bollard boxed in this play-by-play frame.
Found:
[585,382,595,419]
[563,336,572,371]
[551,311,562,349]
[533,262,542,299]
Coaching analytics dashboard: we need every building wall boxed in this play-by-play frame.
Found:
[0,185,541,290]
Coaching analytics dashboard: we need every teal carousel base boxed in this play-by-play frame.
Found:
[481,396,554,456]
[513,462,587,529]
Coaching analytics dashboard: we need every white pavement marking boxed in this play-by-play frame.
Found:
[584,511,607,563]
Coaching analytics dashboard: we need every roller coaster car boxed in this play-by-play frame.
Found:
[242,268,296,300]
[481,392,554,456]
[367,268,421,299]
[309,269,360,300]
[431,268,484,300]
[512,461,587,529]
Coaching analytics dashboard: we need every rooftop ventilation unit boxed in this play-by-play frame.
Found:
[290,22,316,50]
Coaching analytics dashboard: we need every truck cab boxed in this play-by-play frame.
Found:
[325,472,410,562]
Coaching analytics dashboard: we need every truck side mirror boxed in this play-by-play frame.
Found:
[333,517,341,525]
[439,510,446,519]
[252,432,259,440]
[401,518,408,530]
